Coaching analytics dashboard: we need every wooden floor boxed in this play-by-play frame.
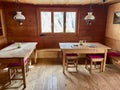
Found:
[0,58,120,90]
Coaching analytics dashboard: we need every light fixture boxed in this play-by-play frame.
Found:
[84,0,95,25]
[14,0,25,25]
[103,0,106,3]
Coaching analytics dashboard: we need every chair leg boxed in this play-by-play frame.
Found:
[25,64,29,76]
[66,59,68,71]
[85,59,88,69]
[8,68,12,83]
[8,68,17,83]
[100,61,103,72]
[66,58,78,72]
[76,59,78,71]
[90,61,93,73]
[94,62,97,68]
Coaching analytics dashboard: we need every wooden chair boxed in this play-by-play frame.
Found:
[65,53,78,72]
[7,58,30,83]
[85,54,104,73]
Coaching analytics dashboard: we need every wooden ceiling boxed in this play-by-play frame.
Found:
[1,0,120,5]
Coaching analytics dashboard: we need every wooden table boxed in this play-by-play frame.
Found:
[59,42,111,73]
[0,42,37,88]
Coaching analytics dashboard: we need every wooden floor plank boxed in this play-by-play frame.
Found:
[0,58,120,90]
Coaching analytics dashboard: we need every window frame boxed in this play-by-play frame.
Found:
[37,7,78,37]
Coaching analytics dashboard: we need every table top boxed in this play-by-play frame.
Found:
[0,42,37,58]
[59,42,111,50]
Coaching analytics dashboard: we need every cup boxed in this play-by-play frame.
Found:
[79,40,83,46]
[17,43,21,48]
[83,40,86,43]
[83,40,86,46]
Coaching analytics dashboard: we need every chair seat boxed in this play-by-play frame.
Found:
[87,54,103,59]
[66,53,78,56]
[7,62,22,67]
[107,52,120,57]
[7,59,28,67]
[66,54,78,59]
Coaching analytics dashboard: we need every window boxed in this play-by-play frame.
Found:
[54,12,64,33]
[66,12,76,33]
[40,9,77,34]
[41,12,52,33]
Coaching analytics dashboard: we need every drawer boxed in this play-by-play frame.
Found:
[94,49,105,53]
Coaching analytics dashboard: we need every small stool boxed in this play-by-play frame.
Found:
[65,53,78,72]
[7,59,30,83]
[85,54,104,73]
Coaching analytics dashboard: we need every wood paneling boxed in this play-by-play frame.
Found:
[105,37,120,51]
[0,37,7,49]
[2,2,108,49]
[106,3,120,40]
[105,2,120,51]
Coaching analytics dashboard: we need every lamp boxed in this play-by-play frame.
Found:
[84,0,95,25]
[14,0,25,25]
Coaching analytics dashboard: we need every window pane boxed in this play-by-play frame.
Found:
[41,12,52,33]
[66,12,76,33]
[54,12,64,33]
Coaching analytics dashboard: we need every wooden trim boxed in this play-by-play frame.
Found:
[37,7,41,36]
[52,11,54,33]
[64,11,66,33]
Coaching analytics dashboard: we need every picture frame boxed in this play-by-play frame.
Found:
[113,11,120,24]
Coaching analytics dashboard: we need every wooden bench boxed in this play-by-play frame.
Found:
[108,51,120,67]
[110,56,120,66]
[39,49,61,59]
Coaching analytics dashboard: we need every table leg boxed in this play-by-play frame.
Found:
[102,50,107,72]
[34,49,37,64]
[21,59,26,89]
[63,52,65,73]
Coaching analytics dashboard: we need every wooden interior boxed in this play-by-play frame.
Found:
[0,0,120,89]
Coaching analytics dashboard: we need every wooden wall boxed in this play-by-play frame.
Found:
[0,2,7,49]
[2,2,108,49]
[105,2,120,51]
